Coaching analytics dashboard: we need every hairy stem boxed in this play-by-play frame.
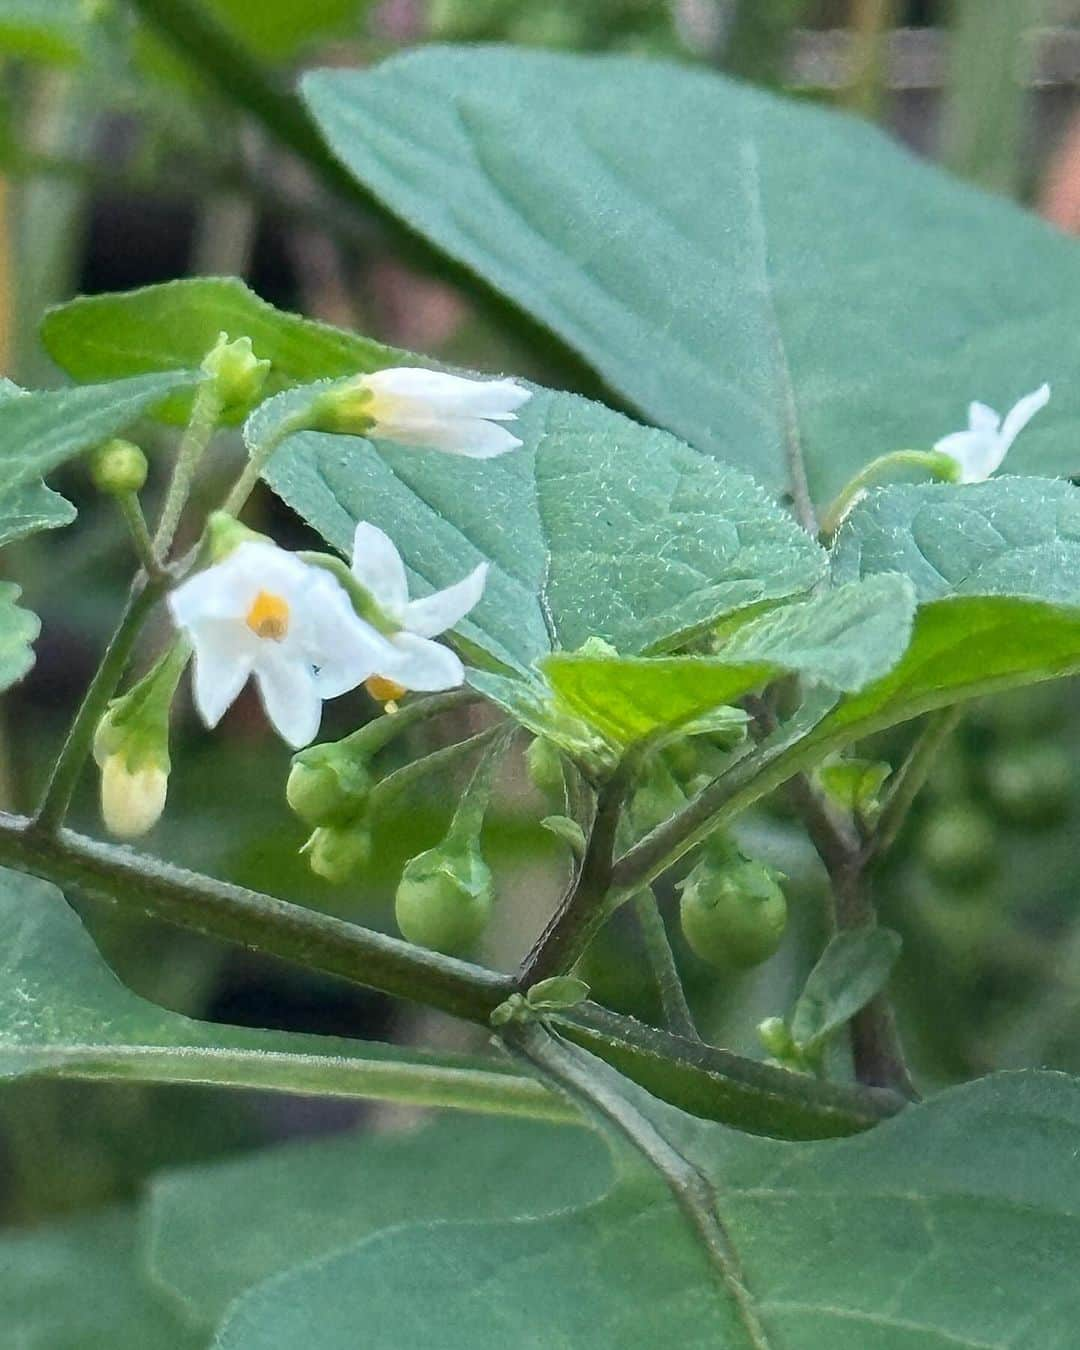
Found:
[518,755,640,985]
[221,412,308,517]
[504,1021,774,1350]
[117,492,164,579]
[153,378,224,554]
[32,580,164,834]
[632,888,699,1040]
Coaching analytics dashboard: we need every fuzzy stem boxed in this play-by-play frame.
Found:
[153,379,224,554]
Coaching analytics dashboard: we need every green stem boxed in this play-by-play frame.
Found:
[27,1045,578,1124]
[819,449,959,539]
[221,412,307,518]
[153,378,224,554]
[117,492,163,578]
[631,888,699,1040]
[504,1021,774,1350]
[518,753,641,985]
[867,705,964,863]
[32,580,165,834]
[843,0,896,119]
[0,813,897,1137]
[447,724,515,843]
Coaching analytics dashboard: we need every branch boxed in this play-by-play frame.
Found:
[631,888,699,1040]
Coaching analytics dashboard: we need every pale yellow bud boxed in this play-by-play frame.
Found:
[100,754,168,839]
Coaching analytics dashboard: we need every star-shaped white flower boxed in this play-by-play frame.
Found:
[934,383,1050,483]
[168,541,398,748]
[351,523,487,692]
[330,368,531,458]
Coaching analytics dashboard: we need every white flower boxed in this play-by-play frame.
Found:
[168,541,398,748]
[934,383,1050,483]
[354,368,530,458]
[351,522,487,693]
[100,756,167,839]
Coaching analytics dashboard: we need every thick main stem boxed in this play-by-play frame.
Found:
[33,579,164,834]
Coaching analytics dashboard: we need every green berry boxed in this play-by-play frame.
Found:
[395,840,494,954]
[305,824,371,884]
[985,743,1070,827]
[287,746,372,828]
[918,802,997,888]
[679,854,787,970]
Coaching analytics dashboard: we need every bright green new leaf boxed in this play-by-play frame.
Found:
[263,385,826,672]
[41,278,407,423]
[302,47,1080,504]
[0,866,553,1113]
[213,1065,1080,1349]
[0,1207,203,1349]
[544,574,915,744]
[146,1116,611,1331]
[0,370,197,546]
[816,757,892,813]
[789,927,902,1054]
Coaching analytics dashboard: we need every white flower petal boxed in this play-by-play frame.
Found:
[189,620,256,727]
[934,430,998,483]
[351,522,408,615]
[253,647,323,747]
[999,382,1050,452]
[967,402,1001,436]
[368,412,521,458]
[364,368,529,419]
[304,575,400,698]
[403,563,488,638]
[384,631,465,691]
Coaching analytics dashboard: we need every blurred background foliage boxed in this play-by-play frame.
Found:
[0,0,1079,1241]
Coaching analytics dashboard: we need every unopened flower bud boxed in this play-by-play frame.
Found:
[201,333,270,413]
[304,823,372,884]
[395,838,494,954]
[526,735,564,799]
[89,439,148,496]
[99,752,167,838]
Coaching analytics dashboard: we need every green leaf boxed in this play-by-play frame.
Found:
[820,478,1080,740]
[302,47,1080,504]
[539,814,587,857]
[543,574,915,744]
[0,370,197,546]
[0,1207,202,1349]
[41,278,407,423]
[263,385,826,672]
[213,1067,1080,1349]
[0,582,40,694]
[816,757,892,813]
[0,865,559,1116]
[789,927,902,1054]
[205,0,374,59]
[146,1117,611,1331]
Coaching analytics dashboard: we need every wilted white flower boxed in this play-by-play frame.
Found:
[934,383,1050,483]
[351,522,486,695]
[313,368,531,458]
[168,541,398,748]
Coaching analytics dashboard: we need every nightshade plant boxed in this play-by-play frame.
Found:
[6,31,1080,1350]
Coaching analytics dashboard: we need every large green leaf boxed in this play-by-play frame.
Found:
[262,385,826,672]
[301,47,1080,505]
[147,1117,611,1331]
[0,370,197,546]
[817,477,1080,741]
[0,866,558,1116]
[543,573,915,744]
[0,1207,203,1349]
[213,1064,1080,1349]
[41,278,407,423]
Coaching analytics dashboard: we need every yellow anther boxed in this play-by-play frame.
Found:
[366,675,407,704]
[246,589,290,641]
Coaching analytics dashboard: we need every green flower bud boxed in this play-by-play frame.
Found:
[678,851,787,970]
[526,735,565,799]
[201,332,270,413]
[304,823,372,884]
[918,802,997,889]
[287,743,373,828]
[89,438,148,496]
[395,839,494,954]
